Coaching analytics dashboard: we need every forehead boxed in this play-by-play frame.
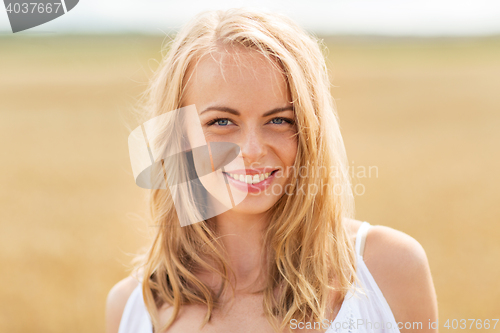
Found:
[182,46,291,111]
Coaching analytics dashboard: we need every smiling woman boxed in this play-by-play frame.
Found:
[106,8,438,333]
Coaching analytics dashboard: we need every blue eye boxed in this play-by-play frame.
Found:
[216,119,230,126]
[269,117,293,125]
[208,118,233,126]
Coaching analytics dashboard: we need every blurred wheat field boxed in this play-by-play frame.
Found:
[0,35,499,333]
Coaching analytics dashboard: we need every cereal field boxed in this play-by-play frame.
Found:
[0,34,499,332]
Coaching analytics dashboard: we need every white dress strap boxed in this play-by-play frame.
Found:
[355,221,371,258]
[326,221,401,332]
[118,281,153,333]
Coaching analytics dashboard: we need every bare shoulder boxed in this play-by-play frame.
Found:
[363,224,439,331]
[105,276,140,333]
[343,218,363,243]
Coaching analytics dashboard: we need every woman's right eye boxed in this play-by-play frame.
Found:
[208,118,233,126]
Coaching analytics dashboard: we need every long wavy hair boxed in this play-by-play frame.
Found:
[131,8,356,333]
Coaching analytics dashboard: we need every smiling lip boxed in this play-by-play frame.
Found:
[224,168,278,175]
[222,168,279,193]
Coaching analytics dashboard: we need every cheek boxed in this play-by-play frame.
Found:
[270,131,298,168]
[203,131,228,143]
[202,126,241,143]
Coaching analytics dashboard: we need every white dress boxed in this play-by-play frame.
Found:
[118,222,401,333]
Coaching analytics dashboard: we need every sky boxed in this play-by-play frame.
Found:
[1,0,500,36]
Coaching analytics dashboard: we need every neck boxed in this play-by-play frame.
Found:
[208,209,270,292]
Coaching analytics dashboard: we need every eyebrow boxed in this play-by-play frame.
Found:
[200,105,294,117]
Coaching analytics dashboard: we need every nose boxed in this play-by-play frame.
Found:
[239,127,266,164]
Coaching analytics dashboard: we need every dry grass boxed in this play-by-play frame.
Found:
[0,34,498,332]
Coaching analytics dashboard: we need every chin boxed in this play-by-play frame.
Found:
[230,195,281,216]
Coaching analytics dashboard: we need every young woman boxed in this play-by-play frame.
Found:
[106,8,438,333]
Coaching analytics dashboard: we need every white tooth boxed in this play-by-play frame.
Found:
[228,173,233,179]
[260,173,265,181]
[239,174,245,182]
[252,175,260,183]
[246,175,252,183]
[265,172,270,178]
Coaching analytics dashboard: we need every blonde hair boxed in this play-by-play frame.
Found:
[132,8,356,333]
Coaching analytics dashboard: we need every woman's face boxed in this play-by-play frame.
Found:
[182,46,298,216]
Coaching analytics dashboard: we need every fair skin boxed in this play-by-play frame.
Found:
[106,47,438,333]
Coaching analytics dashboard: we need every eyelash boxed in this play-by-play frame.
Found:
[206,117,295,126]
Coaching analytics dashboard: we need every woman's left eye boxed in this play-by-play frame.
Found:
[269,117,292,125]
